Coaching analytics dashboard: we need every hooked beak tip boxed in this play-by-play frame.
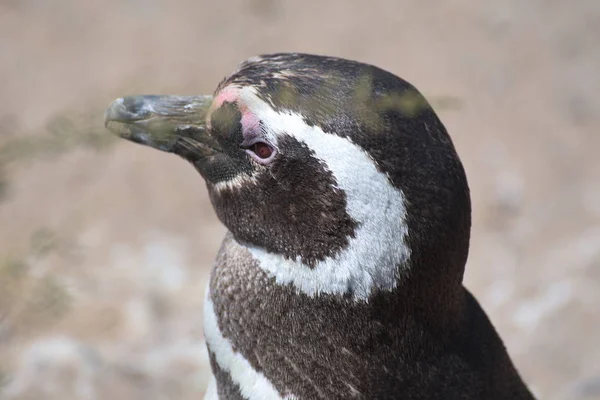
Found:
[104,96,151,129]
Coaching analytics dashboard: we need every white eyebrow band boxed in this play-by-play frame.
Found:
[233,87,412,301]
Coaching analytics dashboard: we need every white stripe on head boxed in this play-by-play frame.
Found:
[204,291,297,400]
[212,174,258,192]
[236,87,411,301]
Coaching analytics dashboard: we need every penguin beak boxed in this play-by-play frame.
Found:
[104,95,221,161]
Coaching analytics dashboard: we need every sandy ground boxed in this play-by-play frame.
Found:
[0,1,599,399]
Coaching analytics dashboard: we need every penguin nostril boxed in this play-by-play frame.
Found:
[251,142,273,159]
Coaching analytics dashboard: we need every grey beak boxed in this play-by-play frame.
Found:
[104,95,220,159]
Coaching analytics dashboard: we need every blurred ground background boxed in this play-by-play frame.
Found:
[0,0,599,399]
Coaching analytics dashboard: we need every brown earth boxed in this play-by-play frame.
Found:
[0,1,599,399]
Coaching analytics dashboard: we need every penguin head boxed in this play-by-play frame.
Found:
[105,53,471,298]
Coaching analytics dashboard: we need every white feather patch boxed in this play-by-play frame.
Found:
[212,173,258,192]
[203,375,218,400]
[203,293,297,400]
[237,87,411,300]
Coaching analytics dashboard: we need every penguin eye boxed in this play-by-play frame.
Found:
[241,139,276,163]
[246,142,273,160]
[251,142,273,159]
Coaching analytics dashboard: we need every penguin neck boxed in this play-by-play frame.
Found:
[221,232,466,328]
[206,232,468,375]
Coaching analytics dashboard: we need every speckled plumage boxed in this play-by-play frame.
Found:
[104,53,535,400]
[207,233,533,400]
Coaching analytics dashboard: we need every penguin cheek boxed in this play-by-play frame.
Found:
[192,152,254,186]
[205,184,261,242]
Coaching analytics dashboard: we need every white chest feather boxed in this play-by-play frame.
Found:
[203,291,297,400]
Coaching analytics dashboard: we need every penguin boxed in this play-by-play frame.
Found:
[105,53,535,400]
